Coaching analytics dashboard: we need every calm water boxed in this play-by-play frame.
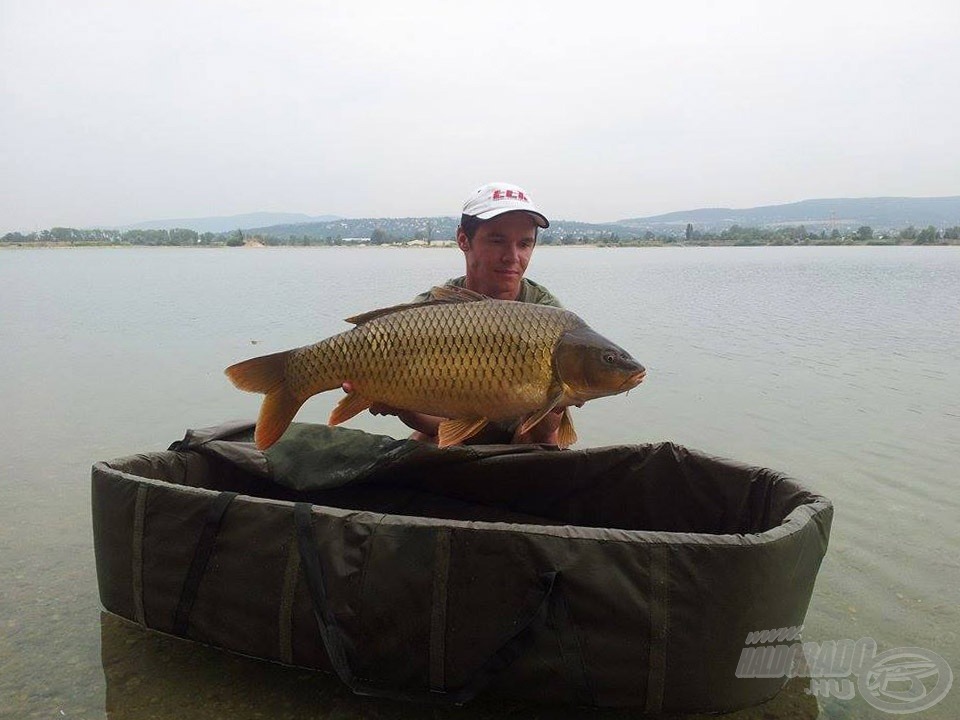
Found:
[1,246,958,719]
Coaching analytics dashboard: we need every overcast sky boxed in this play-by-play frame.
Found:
[2,0,958,233]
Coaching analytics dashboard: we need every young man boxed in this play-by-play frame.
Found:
[412,181,562,307]
[346,182,569,444]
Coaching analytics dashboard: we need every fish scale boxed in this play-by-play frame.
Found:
[290,300,578,420]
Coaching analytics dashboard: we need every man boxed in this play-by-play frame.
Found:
[411,181,562,307]
[344,182,569,444]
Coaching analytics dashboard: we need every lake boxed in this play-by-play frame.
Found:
[1,245,957,719]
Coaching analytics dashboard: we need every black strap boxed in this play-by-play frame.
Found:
[294,502,557,705]
[294,502,354,682]
[447,569,557,704]
[173,491,238,636]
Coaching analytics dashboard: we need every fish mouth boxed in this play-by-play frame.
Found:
[620,368,646,391]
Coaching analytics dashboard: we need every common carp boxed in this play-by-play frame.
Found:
[225,286,645,449]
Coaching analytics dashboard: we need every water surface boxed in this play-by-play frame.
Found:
[1,246,957,719]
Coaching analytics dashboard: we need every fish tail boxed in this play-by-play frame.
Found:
[225,350,306,450]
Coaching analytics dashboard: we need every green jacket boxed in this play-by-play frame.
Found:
[413,276,562,307]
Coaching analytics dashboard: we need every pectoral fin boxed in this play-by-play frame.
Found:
[329,392,373,425]
[437,417,489,447]
[515,391,564,436]
[556,407,578,449]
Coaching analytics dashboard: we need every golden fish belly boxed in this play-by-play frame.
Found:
[289,300,579,421]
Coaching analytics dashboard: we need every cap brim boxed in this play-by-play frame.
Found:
[472,208,550,229]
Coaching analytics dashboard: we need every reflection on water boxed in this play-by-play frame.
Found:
[99,612,819,720]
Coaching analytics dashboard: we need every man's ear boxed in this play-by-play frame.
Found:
[456,227,470,252]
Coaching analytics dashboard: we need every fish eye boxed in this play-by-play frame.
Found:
[602,351,616,364]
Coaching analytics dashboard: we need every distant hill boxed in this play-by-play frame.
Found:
[247,216,460,240]
[243,196,960,239]
[245,215,641,242]
[619,196,960,231]
[119,212,342,233]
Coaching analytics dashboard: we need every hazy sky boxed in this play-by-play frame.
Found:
[2,0,958,233]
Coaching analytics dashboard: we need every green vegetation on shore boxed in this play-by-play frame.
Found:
[3,223,959,248]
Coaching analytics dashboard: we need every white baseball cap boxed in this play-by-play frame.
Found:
[461,182,549,228]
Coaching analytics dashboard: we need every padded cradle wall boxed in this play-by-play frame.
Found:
[91,422,833,712]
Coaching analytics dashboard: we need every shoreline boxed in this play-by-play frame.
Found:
[3,241,958,250]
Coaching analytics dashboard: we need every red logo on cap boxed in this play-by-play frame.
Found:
[492,189,528,202]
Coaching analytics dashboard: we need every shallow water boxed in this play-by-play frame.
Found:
[1,246,957,719]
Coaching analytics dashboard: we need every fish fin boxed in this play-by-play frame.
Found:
[345,302,429,325]
[515,391,564,436]
[437,417,489,447]
[328,392,373,425]
[556,408,578,449]
[255,385,305,450]
[346,285,490,325]
[344,286,488,325]
[224,350,306,450]
[225,350,290,393]
[427,285,488,303]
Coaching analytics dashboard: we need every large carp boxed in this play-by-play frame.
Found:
[225,286,645,449]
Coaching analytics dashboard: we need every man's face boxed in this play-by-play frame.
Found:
[457,212,538,300]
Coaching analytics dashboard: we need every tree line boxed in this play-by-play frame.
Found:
[664,223,960,246]
[0,227,219,245]
[541,224,960,246]
[3,223,959,247]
